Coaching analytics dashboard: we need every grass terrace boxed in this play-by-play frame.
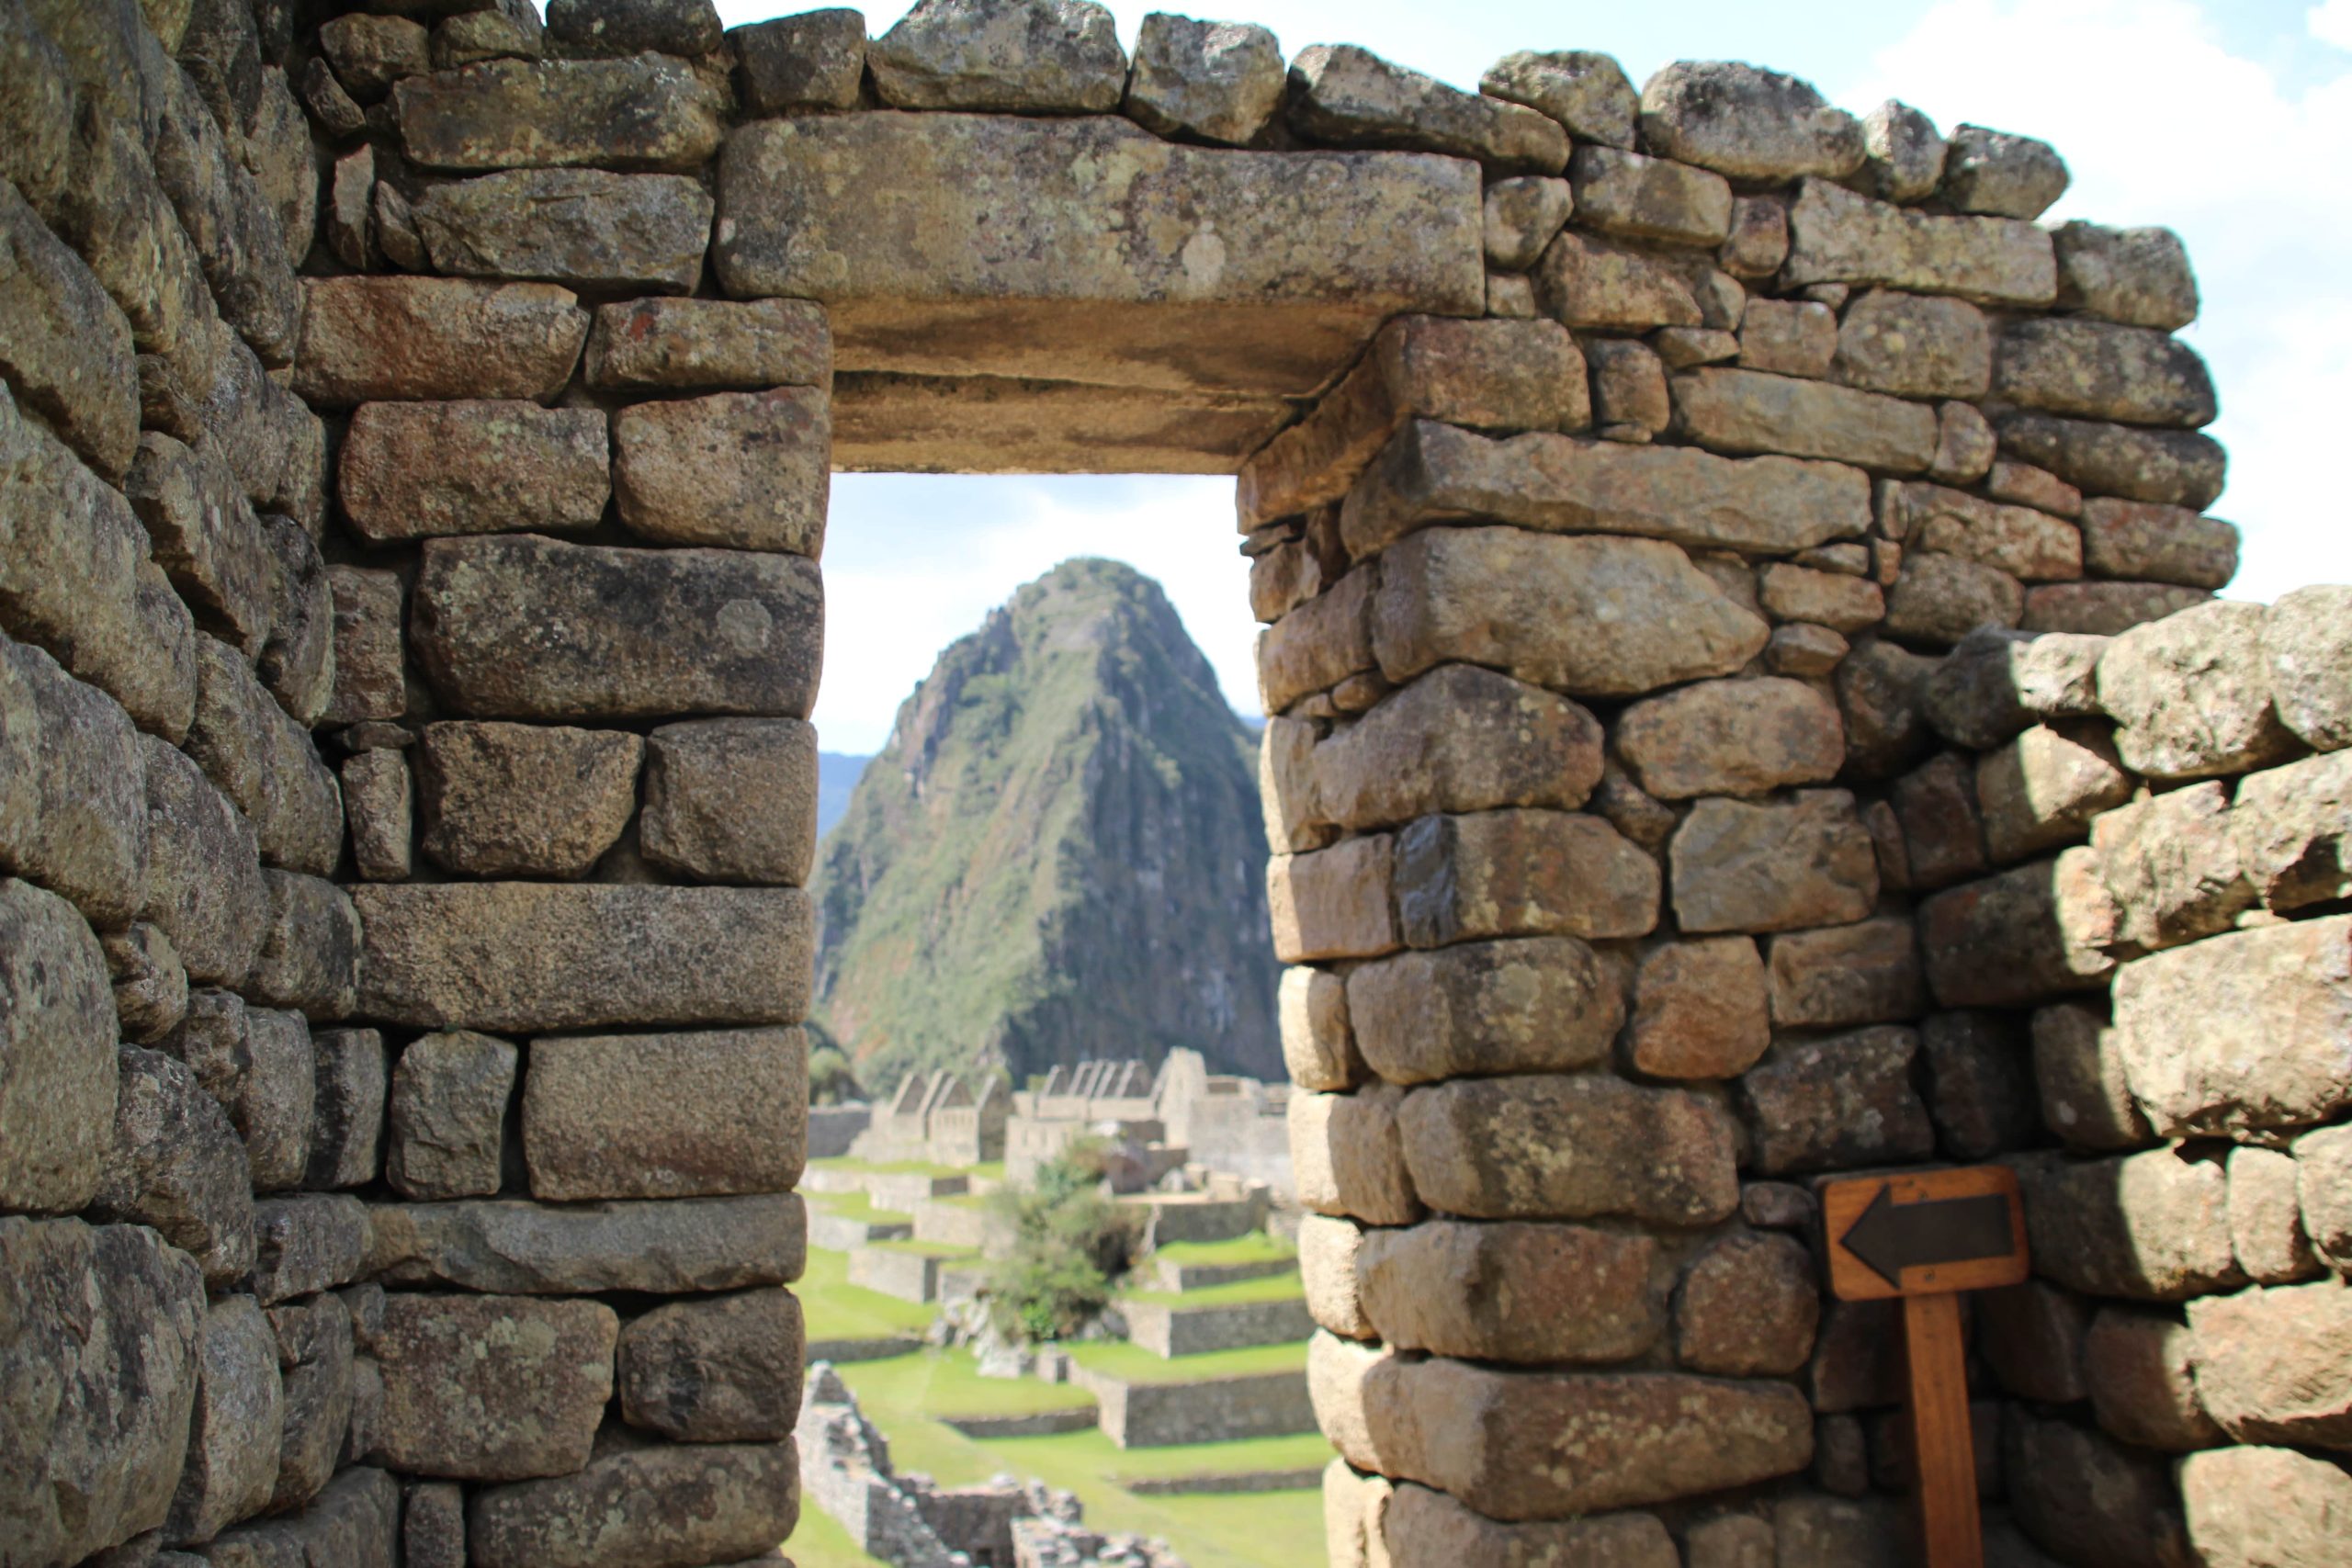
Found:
[797,1245,938,1341]
[1065,1338,1311,1385]
[1148,1233,1295,1271]
[1121,1272,1306,1310]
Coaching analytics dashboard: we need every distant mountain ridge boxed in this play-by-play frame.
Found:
[808,558,1280,1091]
[816,752,870,840]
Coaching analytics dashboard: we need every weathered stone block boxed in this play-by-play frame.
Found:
[1380,1483,1678,1566]
[251,1195,368,1309]
[2229,1144,2321,1286]
[235,1008,314,1195]
[1483,50,1638,149]
[1588,337,1670,434]
[413,536,823,720]
[356,1293,616,1481]
[1782,178,2055,305]
[2187,1280,2352,1450]
[2079,498,2236,589]
[1919,852,2115,1008]
[366,1193,807,1295]
[1996,317,2214,429]
[1767,917,1923,1028]
[1298,1213,1368,1339]
[1398,1074,1737,1225]
[1675,1232,1818,1377]
[1978,1278,2088,1404]
[1395,809,1657,947]
[1615,676,1844,800]
[1922,1010,2039,1160]
[1267,835,1396,963]
[1894,482,2083,582]
[416,721,641,879]
[584,297,831,393]
[635,717,816,886]
[1736,298,1837,379]
[1291,1084,1421,1226]
[266,1293,355,1514]
[322,567,404,727]
[1339,419,1871,560]
[2235,752,2352,918]
[164,1295,282,1548]
[292,277,589,407]
[1481,175,1572,271]
[341,750,411,883]
[1674,367,1938,471]
[1885,552,2025,647]
[2018,1148,2242,1302]
[387,1030,516,1201]
[93,1045,255,1288]
[0,878,119,1215]
[1997,411,2225,511]
[244,871,359,1022]
[544,0,720,56]
[339,400,608,544]
[395,55,724,172]
[1669,791,1878,935]
[2052,222,2198,331]
[612,389,828,555]
[1313,665,1601,832]
[308,1027,386,1191]
[1289,43,1566,175]
[1740,1027,1934,1176]
[1832,289,1991,400]
[0,632,151,927]
[1347,936,1622,1084]
[2004,1405,2190,1568]
[2084,1308,2219,1452]
[2114,916,2352,1138]
[1975,725,2132,863]
[1279,965,1362,1094]
[183,637,342,876]
[1372,525,1767,699]
[619,1288,804,1442]
[2177,1445,2352,1568]
[2024,581,2211,637]
[1629,936,1769,1079]
[139,735,267,987]
[2265,583,2352,751]
[0,178,137,480]
[413,166,713,295]
[524,1026,805,1202]
[1569,145,1729,245]
[1363,1219,1662,1365]
[2101,600,2296,780]
[1837,638,1935,781]
[1941,124,2069,220]
[0,1218,205,1565]
[1533,228,1702,331]
[203,1463,400,1568]
[2093,783,2252,950]
[105,922,188,1046]
[467,1431,800,1568]
[734,9,865,114]
[1639,62,1862,182]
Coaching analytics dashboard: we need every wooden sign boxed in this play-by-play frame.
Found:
[1820,1166,2031,1568]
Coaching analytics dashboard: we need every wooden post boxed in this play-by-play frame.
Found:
[1903,1290,1981,1568]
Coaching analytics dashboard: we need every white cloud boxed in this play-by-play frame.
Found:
[2313,0,2352,49]
[1848,0,2352,604]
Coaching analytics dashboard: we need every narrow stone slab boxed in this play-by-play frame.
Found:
[1357,1221,1662,1364]
[1340,421,1871,558]
[1997,412,2225,510]
[468,1435,800,1568]
[412,535,822,720]
[394,57,725,173]
[583,298,831,392]
[413,169,714,294]
[1783,177,2056,305]
[1995,318,2216,429]
[1674,367,1939,472]
[831,371,1290,474]
[355,882,813,1032]
[340,401,608,543]
[364,1193,807,1293]
[293,277,588,408]
[714,113,1482,398]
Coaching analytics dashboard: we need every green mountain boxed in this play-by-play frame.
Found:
[809,558,1280,1092]
[815,752,871,839]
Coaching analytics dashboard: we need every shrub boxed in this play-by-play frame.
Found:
[808,1044,865,1107]
[982,1138,1143,1342]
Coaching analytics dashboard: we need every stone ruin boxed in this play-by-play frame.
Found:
[0,0,2346,1564]
[1006,1051,1289,1193]
[854,1069,1014,1167]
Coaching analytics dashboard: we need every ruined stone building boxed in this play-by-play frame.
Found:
[0,0,2346,1565]
[1005,1051,1290,1191]
[854,1068,1012,1166]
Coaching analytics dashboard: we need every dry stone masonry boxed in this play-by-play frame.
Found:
[0,0,2339,1565]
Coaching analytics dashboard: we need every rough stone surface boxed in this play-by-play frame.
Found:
[266,1293,355,1514]
[249,1194,369,1306]
[365,1193,807,1295]
[386,1029,517,1201]
[619,1288,804,1443]
[1919,852,2116,1009]
[2053,222,2199,331]
[308,1027,386,1191]
[1347,936,1622,1084]
[0,876,119,1215]
[2079,498,2237,589]
[412,536,823,721]
[1532,229,1703,331]
[0,179,137,480]
[1997,411,2225,510]
[2177,1446,2352,1568]
[525,1026,806,1202]
[1361,1220,1663,1365]
[1397,1074,1738,1225]
[2093,783,2253,950]
[1290,1085,1421,1227]
[2023,581,2211,637]
[1674,367,1939,472]
[1637,62,1863,183]
[339,400,608,544]
[1482,50,1639,150]
[1280,965,1363,1096]
[201,1463,400,1568]
[356,1292,616,1481]
[1922,1009,2040,1159]
[1313,665,1601,831]
[613,389,829,554]
[416,721,642,879]
[1980,1279,2089,1404]
[734,9,867,114]
[394,56,725,173]
[544,0,721,58]
[1975,725,2132,862]
[1630,936,1770,1079]
[1741,1027,1935,1175]
[341,750,411,883]
[1481,176,1573,272]
[2018,1148,2242,1303]
[1268,835,1396,963]
[1298,1213,1369,1340]
[1381,1483,1680,1564]
[1614,676,1844,799]
[2236,750,2352,913]
[584,297,831,393]
[2114,916,2352,1137]
[1372,525,1768,698]
[323,567,405,727]
[92,1045,255,1288]
[1996,318,2215,429]
[1767,917,1924,1029]
[2004,1407,2189,1568]
[1782,178,2056,305]
[2265,583,2352,751]
[1124,12,1282,145]
[244,871,360,1022]
[1736,299,1836,379]
[2187,1280,2352,1450]
[1290,44,1566,175]
[413,168,711,294]
[467,1432,801,1568]
[2301,1123,2352,1272]
[639,718,818,886]
[182,638,342,877]
[2085,1308,2220,1452]
[293,276,589,407]
[104,923,187,1045]
[0,1217,205,1565]
[164,1294,282,1547]
[1393,809,1659,947]
[1675,1232,1818,1376]
[1942,125,2070,220]
[139,736,267,988]
[1884,552,2025,647]
[2230,1144,2321,1286]
[1669,791,1878,935]
[1570,146,1730,246]
[1861,99,1948,202]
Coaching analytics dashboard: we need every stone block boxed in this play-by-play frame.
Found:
[2188,1280,2352,1449]
[524,1026,806,1201]
[584,297,831,393]
[1718,196,1791,282]
[1289,43,1566,175]
[139,736,267,987]
[1358,1356,1812,1517]
[2084,1308,2220,1451]
[0,633,151,927]
[251,1194,369,1306]
[105,923,188,1045]
[619,1288,804,1442]
[1587,338,1670,435]
[356,1293,616,1481]
[292,276,589,407]
[93,1044,254,1288]
[1975,725,2132,863]
[1894,482,2083,582]
[1481,175,1572,271]
[1381,1483,1679,1564]
[1119,13,1282,144]
[1629,935,1770,1079]
[638,718,818,886]
[1290,1085,1421,1226]
[1883,552,2024,646]
[1638,61,1862,182]
[1837,638,1936,781]
[395,55,724,171]
[414,166,711,293]
[0,882,115,1217]
[1987,458,2085,516]
[1398,1074,1737,1225]
[1298,1213,1368,1339]
[1919,852,2116,1009]
[544,0,720,55]
[1532,229,1702,331]
[1346,936,1623,1084]
[1832,289,1991,400]
[2300,1124,2352,1272]
[1569,145,1730,245]
[1922,1010,2039,1159]
[1739,1027,1934,1176]
[1919,626,2108,750]
[2114,917,2352,1137]
[1942,124,2068,220]
[2104,602,2298,780]
[148,58,301,368]
[341,750,411,882]
[1766,917,1924,1029]
[339,400,608,544]
[864,0,1121,112]
[1782,177,2055,305]
[1996,317,2215,429]
[387,1029,516,1201]
[243,871,359,1022]
[322,567,404,727]
[715,112,1481,398]
[466,1432,800,1568]
[1768,622,1852,675]
[612,389,829,554]
[1339,420,1871,560]
[2052,222,2198,331]
[734,9,865,113]
[2228,1145,2321,1285]
[1482,50,1638,149]
[2265,583,2352,751]
[412,535,823,721]
[1979,1279,2088,1404]
[2018,1148,2242,1303]
[1674,1232,1817,1376]
[164,1295,282,1548]
[2178,1445,2352,1568]
[266,1293,355,1513]
[1997,411,2225,510]
[183,638,342,876]
[1259,564,1374,715]
[0,1218,204,1565]
[1363,1219,1662,1364]
[1268,835,1397,963]
[400,1480,464,1568]
[365,1193,807,1295]
[2026,582,2214,639]
[0,179,136,480]
[1394,809,1658,947]
[319,15,430,100]
[308,1027,386,1191]
[416,721,642,879]
[1373,525,1767,700]
[1280,964,1362,1093]
[203,1464,400,1568]
[254,517,333,730]
[2004,1406,2188,1568]
[1929,399,1998,484]
[1615,676,1844,800]
[1669,790,1878,935]
[1737,299,1837,379]
[2093,783,2253,949]
[2078,498,2237,589]
[1673,367,1938,472]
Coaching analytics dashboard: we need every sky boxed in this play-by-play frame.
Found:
[709,0,2352,754]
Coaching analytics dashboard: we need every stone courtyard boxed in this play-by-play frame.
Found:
[1,0,2349,1564]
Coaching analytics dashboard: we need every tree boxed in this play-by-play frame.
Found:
[980,1138,1143,1342]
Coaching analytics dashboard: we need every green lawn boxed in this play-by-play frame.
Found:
[832,1349,1328,1568]
[869,1237,982,1260]
[782,1504,888,1568]
[808,1156,974,1179]
[1149,1234,1296,1270]
[833,1346,1098,1419]
[1124,1271,1305,1309]
[797,1245,937,1340]
[808,1189,912,1224]
[1066,1338,1310,1385]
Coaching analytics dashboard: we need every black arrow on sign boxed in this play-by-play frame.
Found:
[1840,1184,2016,1289]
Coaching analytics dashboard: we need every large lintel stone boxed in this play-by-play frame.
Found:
[364,1192,808,1294]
